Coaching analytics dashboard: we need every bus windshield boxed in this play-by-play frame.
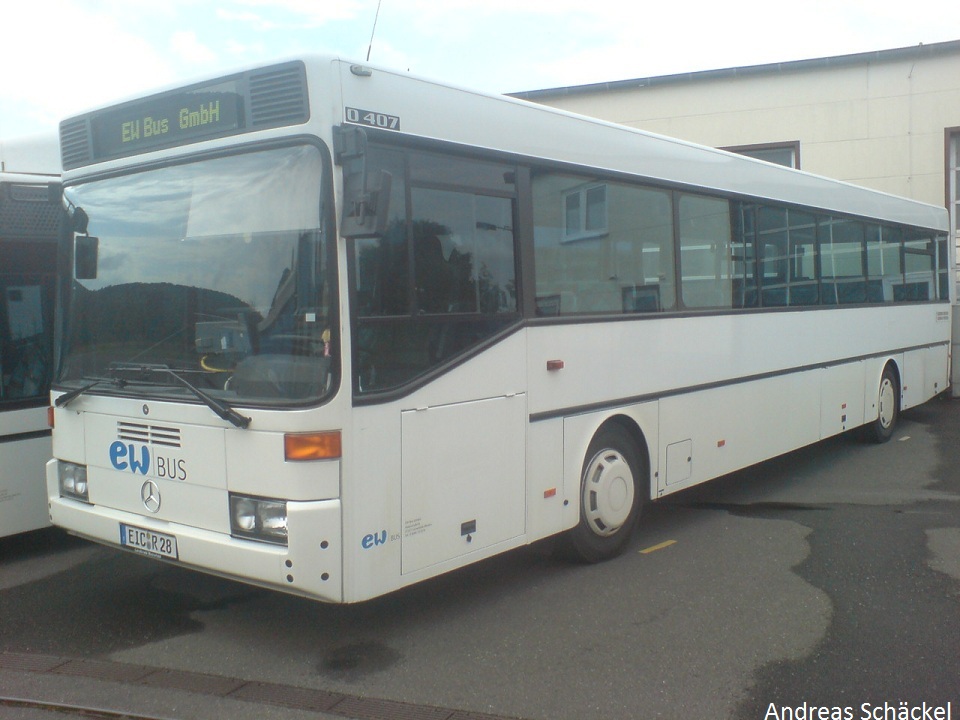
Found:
[59,143,337,407]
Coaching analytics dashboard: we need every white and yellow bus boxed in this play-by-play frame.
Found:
[1,135,60,538]
[48,57,951,601]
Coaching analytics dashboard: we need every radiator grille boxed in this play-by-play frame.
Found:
[117,422,181,448]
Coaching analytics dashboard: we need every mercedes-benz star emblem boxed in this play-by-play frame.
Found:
[141,480,161,513]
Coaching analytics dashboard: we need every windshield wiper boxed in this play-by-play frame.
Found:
[110,363,252,429]
[160,367,252,429]
[55,376,126,408]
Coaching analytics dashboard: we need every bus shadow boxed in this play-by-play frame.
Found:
[0,526,86,563]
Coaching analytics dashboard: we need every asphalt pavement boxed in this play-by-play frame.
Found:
[2,396,959,720]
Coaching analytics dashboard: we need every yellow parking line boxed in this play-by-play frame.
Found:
[640,540,677,554]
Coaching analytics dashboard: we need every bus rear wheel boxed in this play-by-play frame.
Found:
[864,365,900,443]
[558,423,643,563]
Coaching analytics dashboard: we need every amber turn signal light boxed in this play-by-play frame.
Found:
[284,431,342,461]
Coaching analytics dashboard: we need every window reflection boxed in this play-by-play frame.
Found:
[59,145,336,405]
[534,172,675,314]
[532,172,945,315]
[351,147,520,394]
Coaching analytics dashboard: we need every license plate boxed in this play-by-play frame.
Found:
[120,523,179,560]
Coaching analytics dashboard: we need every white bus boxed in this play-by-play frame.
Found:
[1,135,60,538]
[48,57,951,602]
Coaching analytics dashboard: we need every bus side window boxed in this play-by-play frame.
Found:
[820,218,866,305]
[755,206,818,307]
[533,173,675,315]
[903,229,936,301]
[678,193,733,309]
[731,203,758,309]
[786,213,818,306]
[352,147,520,394]
[866,223,902,303]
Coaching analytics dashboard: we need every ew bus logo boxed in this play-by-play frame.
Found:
[110,423,187,481]
[110,441,150,475]
[361,530,387,549]
[109,441,189,481]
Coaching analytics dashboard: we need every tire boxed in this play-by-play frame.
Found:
[557,423,644,563]
[864,365,899,443]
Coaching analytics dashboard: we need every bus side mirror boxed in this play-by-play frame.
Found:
[72,207,89,235]
[75,234,99,280]
[341,169,392,239]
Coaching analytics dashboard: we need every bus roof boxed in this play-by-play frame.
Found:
[333,57,949,232]
[59,54,948,232]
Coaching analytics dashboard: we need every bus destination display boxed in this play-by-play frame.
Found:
[91,82,244,160]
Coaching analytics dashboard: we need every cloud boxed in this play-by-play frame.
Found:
[2,0,957,139]
[170,31,219,66]
[221,0,369,28]
[0,2,177,136]
[216,8,274,30]
[225,39,270,59]
[362,39,414,72]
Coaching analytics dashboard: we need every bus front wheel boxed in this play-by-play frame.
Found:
[558,423,644,563]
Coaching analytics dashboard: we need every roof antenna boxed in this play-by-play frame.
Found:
[366,0,383,62]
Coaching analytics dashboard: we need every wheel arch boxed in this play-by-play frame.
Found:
[566,412,654,508]
[882,357,902,393]
[556,411,653,562]
[601,414,653,502]
[561,404,659,531]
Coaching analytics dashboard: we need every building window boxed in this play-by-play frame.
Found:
[723,142,800,169]
[563,183,607,240]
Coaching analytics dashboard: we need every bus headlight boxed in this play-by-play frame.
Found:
[229,494,288,545]
[59,462,89,502]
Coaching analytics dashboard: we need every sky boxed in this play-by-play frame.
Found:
[1,0,957,140]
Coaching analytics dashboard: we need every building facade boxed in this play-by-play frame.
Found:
[513,40,960,267]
